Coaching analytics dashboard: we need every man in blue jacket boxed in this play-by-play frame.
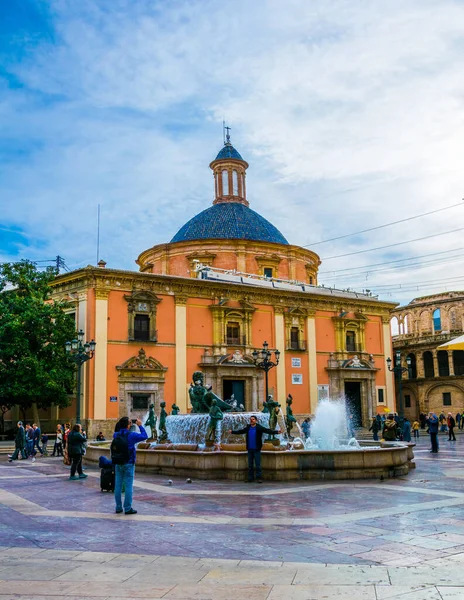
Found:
[112,417,147,514]
[426,412,439,453]
[230,415,280,483]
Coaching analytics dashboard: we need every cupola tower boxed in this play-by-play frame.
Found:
[209,127,249,207]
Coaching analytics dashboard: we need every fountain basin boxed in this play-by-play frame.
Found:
[85,441,414,481]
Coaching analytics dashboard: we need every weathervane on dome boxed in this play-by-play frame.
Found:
[223,120,231,145]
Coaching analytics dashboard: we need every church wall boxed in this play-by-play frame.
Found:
[366,319,383,355]
[251,306,274,349]
[107,290,130,340]
[158,295,175,342]
[186,299,213,345]
[315,313,337,352]
[86,287,97,420]
[285,352,310,413]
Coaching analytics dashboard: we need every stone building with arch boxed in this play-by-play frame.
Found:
[6,135,396,434]
[391,292,464,419]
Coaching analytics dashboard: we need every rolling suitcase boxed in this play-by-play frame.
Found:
[100,466,115,492]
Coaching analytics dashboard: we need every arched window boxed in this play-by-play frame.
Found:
[390,317,399,336]
[450,309,457,330]
[453,350,464,376]
[423,351,434,378]
[433,308,441,332]
[437,350,449,376]
[232,170,238,196]
[404,314,409,334]
[407,353,417,379]
[222,169,228,195]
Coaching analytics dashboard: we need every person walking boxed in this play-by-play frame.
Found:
[111,417,147,515]
[32,424,43,455]
[448,413,457,441]
[456,412,461,430]
[8,421,27,462]
[25,424,35,459]
[403,418,412,442]
[382,414,398,441]
[426,412,439,453]
[412,420,420,440]
[301,417,311,439]
[229,415,280,483]
[52,426,63,456]
[369,417,380,441]
[67,424,88,480]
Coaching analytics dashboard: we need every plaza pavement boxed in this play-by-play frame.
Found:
[1,434,464,598]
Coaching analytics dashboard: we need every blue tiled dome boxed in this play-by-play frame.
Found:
[214,144,244,161]
[170,202,289,245]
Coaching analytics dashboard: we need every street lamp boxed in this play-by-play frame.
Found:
[252,341,280,404]
[386,350,411,424]
[65,329,96,424]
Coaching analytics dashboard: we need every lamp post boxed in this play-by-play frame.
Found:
[252,341,280,404]
[65,330,96,424]
[386,350,411,424]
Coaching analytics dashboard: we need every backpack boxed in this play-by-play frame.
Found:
[110,433,130,465]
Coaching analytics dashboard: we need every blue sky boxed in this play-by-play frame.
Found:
[2,0,464,305]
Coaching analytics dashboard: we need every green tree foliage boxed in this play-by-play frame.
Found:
[0,260,76,424]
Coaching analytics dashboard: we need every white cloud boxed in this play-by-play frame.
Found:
[2,0,464,304]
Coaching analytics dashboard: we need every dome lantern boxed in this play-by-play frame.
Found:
[209,126,249,207]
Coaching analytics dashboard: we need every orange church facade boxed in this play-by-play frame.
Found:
[45,137,395,436]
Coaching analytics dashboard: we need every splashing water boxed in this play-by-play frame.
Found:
[299,399,361,450]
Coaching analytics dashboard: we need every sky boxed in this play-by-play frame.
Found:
[1,0,464,307]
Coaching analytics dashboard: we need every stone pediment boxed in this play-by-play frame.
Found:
[117,348,167,372]
[218,350,255,365]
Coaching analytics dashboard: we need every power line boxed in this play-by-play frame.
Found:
[304,200,464,248]
[321,227,464,260]
[319,246,464,275]
[320,253,464,282]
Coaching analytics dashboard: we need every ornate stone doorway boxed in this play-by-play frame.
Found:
[116,348,168,421]
[326,354,379,427]
[199,349,262,411]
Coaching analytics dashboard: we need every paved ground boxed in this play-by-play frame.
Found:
[1,433,464,599]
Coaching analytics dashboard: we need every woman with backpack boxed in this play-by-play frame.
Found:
[67,424,88,480]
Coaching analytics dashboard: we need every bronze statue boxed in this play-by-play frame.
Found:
[171,403,180,415]
[159,401,168,442]
[286,394,297,439]
[144,403,157,441]
[268,397,281,441]
[188,371,232,413]
[206,399,224,444]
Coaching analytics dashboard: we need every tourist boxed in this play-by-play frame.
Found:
[111,416,147,515]
[96,431,106,441]
[41,433,49,455]
[403,418,411,442]
[419,413,427,429]
[426,412,439,453]
[229,415,280,483]
[301,417,311,439]
[25,423,34,458]
[456,412,461,430]
[32,423,44,455]
[8,421,27,462]
[67,424,88,480]
[52,426,63,456]
[369,416,380,441]
[448,413,456,441]
[439,412,447,433]
[412,419,420,439]
[347,413,355,438]
[63,422,71,466]
[460,412,464,430]
[382,414,397,441]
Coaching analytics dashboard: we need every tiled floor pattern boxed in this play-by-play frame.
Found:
[1,433,464,598]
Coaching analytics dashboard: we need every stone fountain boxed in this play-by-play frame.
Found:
[85,370,415,480]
